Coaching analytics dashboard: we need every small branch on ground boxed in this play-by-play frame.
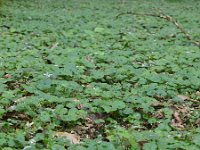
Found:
[116,12,200,48]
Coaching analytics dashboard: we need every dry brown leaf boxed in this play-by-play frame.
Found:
[151,101,164,107]
[178,107,189,114]
[173,111,182,123]
[3,74,11,79]
[154,111,164,119]
[177,95,199,103]
[72,98,80,102]
[177,95,190,101]
[53,132,80,144]
[171,119,184,129]
[171,111,184,129]
[14,84,20,89]
[72,98,84,109]
[196,91,200,96]
[173,105,189,114]
[17,113,28,120]
[195,118,200,127]
[85,84,92,88]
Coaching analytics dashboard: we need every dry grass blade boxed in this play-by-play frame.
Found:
[50,42,59,50]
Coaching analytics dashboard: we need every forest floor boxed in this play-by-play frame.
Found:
[0,0,200,149]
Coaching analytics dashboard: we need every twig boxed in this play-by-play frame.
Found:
[116,12,200,48]
[50,42,59,50]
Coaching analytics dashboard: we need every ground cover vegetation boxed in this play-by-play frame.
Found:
[0,0,200,149]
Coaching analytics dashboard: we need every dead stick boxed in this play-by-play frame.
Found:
[116,12,200,48]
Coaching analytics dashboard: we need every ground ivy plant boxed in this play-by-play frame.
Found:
[0,0,200,149]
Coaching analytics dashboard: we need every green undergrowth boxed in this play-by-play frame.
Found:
[0,0,200,149]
